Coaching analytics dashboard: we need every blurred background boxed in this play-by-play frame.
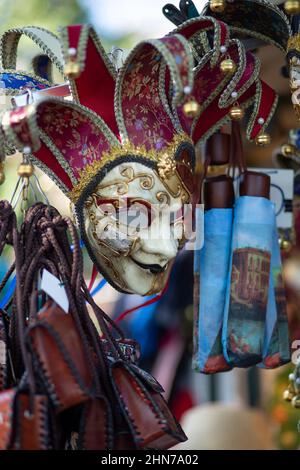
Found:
[1,0,300,450]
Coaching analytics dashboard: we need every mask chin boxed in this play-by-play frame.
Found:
[121,256,173,296]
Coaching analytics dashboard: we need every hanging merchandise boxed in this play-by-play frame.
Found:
[203,0,300,123]
[0,199,188,450]
[0,8,289,448]
[0,144,188,450]
[221,124,290,369]
[193,132,233,374]
[222,171,278,367]
[194,125,290,373]
[163,0,300,124]
[161,0,291,373]
[0,22,217,297]
[0,16,278,298]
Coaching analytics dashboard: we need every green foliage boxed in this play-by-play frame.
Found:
[0,0,87,31]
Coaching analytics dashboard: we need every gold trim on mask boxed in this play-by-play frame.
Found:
[156,191,171,206]
[157,153,177,180]
[96,166,155,195]
[68,133,193,203]
[146,263,172,296]
[288,34,300,54]
[156,168,190,204]
[85,164,190,213]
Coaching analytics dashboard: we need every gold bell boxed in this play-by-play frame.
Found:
[283,389,294,402]
[281,143,296,157]
[282,239,292,251]
[183,100,201,118]
[284,1,300,15]
[292,395,300,408]
[291,56,299,66]
[255,132,271,147]
[210,0,226,13]
[18,163,34,178]
[220,59,236,75]
[64,60,81,80]
[229,106,244,121]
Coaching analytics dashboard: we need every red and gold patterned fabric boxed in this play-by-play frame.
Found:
[0,20,277,206]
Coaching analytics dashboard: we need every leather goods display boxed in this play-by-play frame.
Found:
[0,389,54,450]
[110,361,186,449]
[13,393,55,450]
[0,201,186,450]
[77,397,113,450]
[27,303,93,412]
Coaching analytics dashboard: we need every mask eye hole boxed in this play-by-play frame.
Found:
[125,200,153,230]
[98,202,117,218]
[95,198,154,230]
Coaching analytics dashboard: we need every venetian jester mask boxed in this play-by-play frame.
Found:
[0,21,277,294]
[193,0,300,120]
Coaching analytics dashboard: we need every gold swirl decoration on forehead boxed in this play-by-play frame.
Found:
[83,161,190,208]
[68,133,193,204]
[95,166,155,195]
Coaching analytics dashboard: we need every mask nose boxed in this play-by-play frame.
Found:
[132,208,180,264]
[139,237,178,263]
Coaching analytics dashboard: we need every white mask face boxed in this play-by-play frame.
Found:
[83,162,191,295]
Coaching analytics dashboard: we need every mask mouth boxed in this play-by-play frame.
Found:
[131,258,168,274]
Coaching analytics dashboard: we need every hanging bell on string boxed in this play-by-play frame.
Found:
[229,105,244,121]
[64,61,81,80]
[281,143,296,157]
[292,395,300,408]
[255,132,271,147]
[183,99,201,118]
[210,0,226,13]
[279,237,292,251]
[220,59,236,74]
[18,163,34,178]
[0,162,5,185]
[283,387,295,402]
[284,1,300,15]
[64,47,81,79]
[283,389,294,402]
